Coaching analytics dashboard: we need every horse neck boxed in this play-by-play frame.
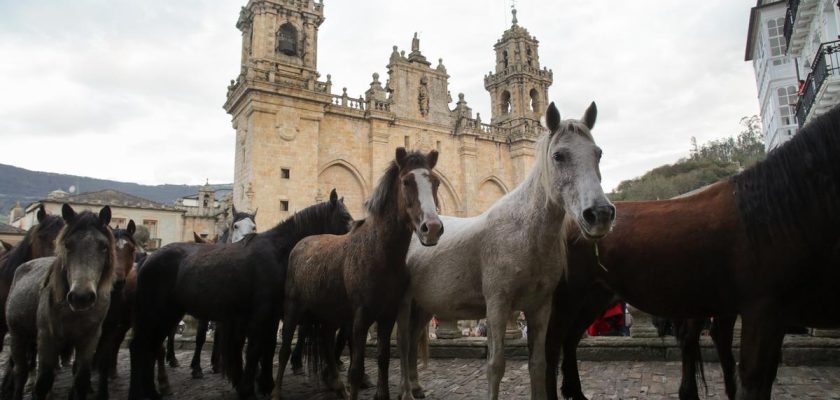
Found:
[502,165,568,244]
[367,190,414,264]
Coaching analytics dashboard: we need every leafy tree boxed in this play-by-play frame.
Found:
[610,116,765,201]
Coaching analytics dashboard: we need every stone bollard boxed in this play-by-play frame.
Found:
[627,305,659,338]
[182,315,199,338]
[505,312,522,340]
[811,328,840,338]
[435,319,462,339]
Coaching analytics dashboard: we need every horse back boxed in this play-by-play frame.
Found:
[6,257,53,339]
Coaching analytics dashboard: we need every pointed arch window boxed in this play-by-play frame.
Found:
[277,23,298,56]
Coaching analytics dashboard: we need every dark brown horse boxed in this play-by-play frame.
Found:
[0,204,65,354]
[129,190,354,400]
[273,148,443,400]
[548,104,840,400]
[94,220,139,399]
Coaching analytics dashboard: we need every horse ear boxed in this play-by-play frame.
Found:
[232,205,237,216]
[395,147,408,169]
[253,208,258,218]
[61,203,76,223]
[427,150,439,170]
[193,232,202,243]
[582,101,597,130]
[339,196,345,204]
[1,240,12,252]
[36,204,47,224]
[127,220,136,236]
[329,188,338,207]
[99,206,112,226]
[543,102,561,135]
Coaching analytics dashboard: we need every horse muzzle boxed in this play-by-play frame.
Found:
[579,203,616,240]
[67,289,97,311]
[417,218,444,246]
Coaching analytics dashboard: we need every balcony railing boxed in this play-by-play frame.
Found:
[783,0,801,49]
[795,40,840,126]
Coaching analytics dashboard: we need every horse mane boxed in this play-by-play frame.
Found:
[0,213,64,282]
[732,104,840,248]
[260,200,338,245]
[531,119,594,207]
[50,211,117,300]
[366,151,430,217]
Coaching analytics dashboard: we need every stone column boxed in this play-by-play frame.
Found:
[435,319,462,339]
[627,305,659,338]
[509,139,536,186]
[458,134,478,216]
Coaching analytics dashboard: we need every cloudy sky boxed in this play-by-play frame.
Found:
[0,0,758,191]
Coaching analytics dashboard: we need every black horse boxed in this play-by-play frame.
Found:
[128,190,353,400]
[190,208,257,379]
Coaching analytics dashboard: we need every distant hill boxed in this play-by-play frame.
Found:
[0,163,231,223]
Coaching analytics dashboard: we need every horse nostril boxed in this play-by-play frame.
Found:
[420,223,429,233]
[67,290,96,309]
[582,208,597,226]
[607,204,616,221]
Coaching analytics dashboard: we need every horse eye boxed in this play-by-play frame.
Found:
[595,148,603,160]
[403,180,411,186]
[552,152,566,162]
[100,244,108,253]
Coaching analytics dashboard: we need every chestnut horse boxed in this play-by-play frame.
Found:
[0,204,65,354]
[548,104,840,400]
[273,148,443,400]
[545,213,737,400]
[129,190,353,400]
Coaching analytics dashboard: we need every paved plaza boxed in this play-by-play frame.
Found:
[4,349,840,399]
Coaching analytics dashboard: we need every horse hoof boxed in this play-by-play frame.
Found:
[563,395,588,400]
[191,369,204,379]
[211,366,220,374]
[411,388,426,399]
[159,385,172,396]
[292,366,305,376]
[168,360,180,368]
[374,391,390,400]
[360,374,374,389]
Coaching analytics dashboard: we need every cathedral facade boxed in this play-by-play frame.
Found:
[224,0,553,226]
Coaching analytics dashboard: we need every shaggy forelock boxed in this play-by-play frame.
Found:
[366,151,433,217]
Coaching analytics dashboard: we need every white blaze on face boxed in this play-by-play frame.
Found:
[117,238,127,250]
[412,169,437,220]
[231,217,256,243]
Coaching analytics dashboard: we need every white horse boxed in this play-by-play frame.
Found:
[398,101,615,400]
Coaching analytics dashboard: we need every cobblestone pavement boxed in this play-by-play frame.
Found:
[4,349,840,399]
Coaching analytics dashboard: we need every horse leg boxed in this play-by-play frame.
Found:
[407,306,432,399]
[32,336,59,400]
[397,297,415,400]
[290,323,307,375]
[210,326,221,373]
[71,334,99,400]
[675,319,703,400]
[257,318,280,396]
[272,312,299,400]
[166,328,178,368]
[191,319,209,379]
[374,317,396,400]
[237,319,265,400]
[320,324,347,398]
[156,345,172,396]
[525,302,551,400]
[486,301,512,400]
[8,334,31,400]
[711,315,738,399]
[109,322,130,380]
[737,308,785,400]
[335,325,349,368]
[348,309,372,400]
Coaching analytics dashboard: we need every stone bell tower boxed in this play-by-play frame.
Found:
[484,7,553,127]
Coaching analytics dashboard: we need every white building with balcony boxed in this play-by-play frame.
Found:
[784,0,840,127]
[746,0,800,150]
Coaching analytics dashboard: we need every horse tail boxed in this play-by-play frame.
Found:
[216,319,245,387]
[419,322,430,367]
[300,320,322,379]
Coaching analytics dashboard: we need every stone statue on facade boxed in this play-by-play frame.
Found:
[418,76,430,117]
